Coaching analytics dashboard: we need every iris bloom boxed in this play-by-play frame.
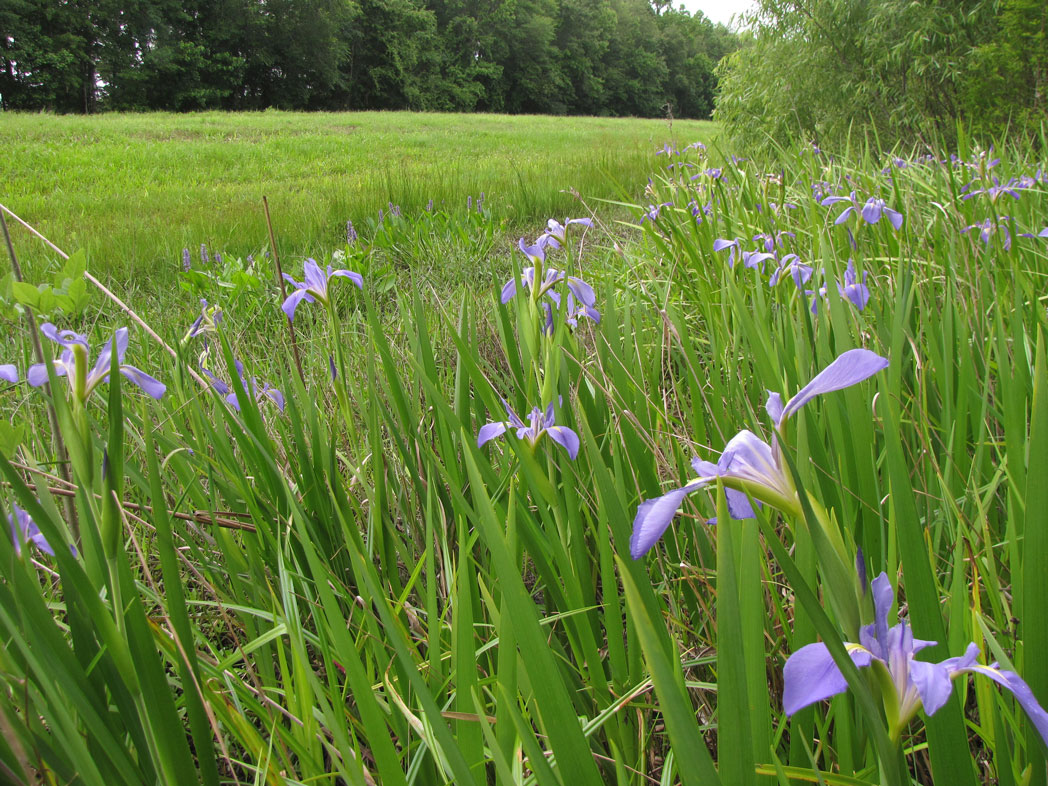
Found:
[183,299,223,343]
[809,261,870,313]
[542,217,593,246]
[784,572,1048,746]
[500,266,596,313]
[7,504,75,557]
[630,349,888,559]
[477,399,580,459]
[713,238,775,270]
[27,324,166,402]
[822,192,903,230]
[203,361,284,413]
[769,254,813,289]
[961,176,1023,202]
[640,202,673,223]
[541,292,601,334]
[282,258,363,322]
[964,218,1012,250]
[1,365,17,383]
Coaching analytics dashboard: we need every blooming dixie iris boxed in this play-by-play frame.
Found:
[630,349,888,559]
[7,504,75,557]
[784,572,1048,747]
[282,258,363,322]
[477,399,580,459]
[500,265,598,316]
[0,364,17,383]
[27,324,166,402]
[203,360,284,413]
[822,192,903,230]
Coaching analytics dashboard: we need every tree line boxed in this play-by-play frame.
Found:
[0,0,738,117]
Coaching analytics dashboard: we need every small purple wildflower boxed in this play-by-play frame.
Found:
[961,176,1023,202]
[822,192,903,229]
[769,255,813,289]
[27,324,166,402]
[640,202,673,223]
[205,360,285,413]
[500,263,597,315]
[0,364,17,384]
[183,299,223,343]
[7,504,75,557]
[964,218,1013,250]
[346,220,358,245]
[182,248,192,271]
[630,349,889,559]
[477,399,580,459]
[282,259,364,322]
[200,244,210,265]
[808,261,870,313]
[543,217,593,245]
[784,572,1048,747]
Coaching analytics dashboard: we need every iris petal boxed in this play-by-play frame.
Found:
[630,482,707,559]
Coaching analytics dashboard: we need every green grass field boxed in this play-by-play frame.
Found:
[1,111,716,287]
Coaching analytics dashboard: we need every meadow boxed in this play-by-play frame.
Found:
[1,113,1047,786]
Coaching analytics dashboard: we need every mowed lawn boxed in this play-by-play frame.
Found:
[1,111,717,285]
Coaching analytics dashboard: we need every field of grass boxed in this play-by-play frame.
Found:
[0,111,714,287]
[1,114,1048,786]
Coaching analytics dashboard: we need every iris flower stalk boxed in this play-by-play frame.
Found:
[785,572,1048,747]
[630,349,888,560]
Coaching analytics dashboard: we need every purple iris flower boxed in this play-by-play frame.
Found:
[1019,227,1048,239]
[822,193,903,230]
[838,260,870,309]
[543,217,593,245]
[713,238,774,270]
[0,364,17,384]
[655,143,677,156]
[769,255,813,289]
[282,258,363,322]
[500,265,597,315]
[183,299,223,343]
[784,572,1048,747]
[630,349,888,559]
[27,324,165,402]
[961,176,1022,202]
[477,399,580,459]
[203,360,284,413]
[541,291,601,334]
[640,202,673,223]
[712,237,743,266]
[964,218,1012,250]
[754,231,795,253]
[809,261,871,313]
[7,504,66,557]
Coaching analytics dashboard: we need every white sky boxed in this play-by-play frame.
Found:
[677,0,756,28]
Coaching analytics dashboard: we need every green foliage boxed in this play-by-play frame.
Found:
[1,250,92,321]
[715,0,1047,152]
[2,0,738,117]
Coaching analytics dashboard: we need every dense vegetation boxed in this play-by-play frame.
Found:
[2,114,1048,785]
[716,0,1048,151]
[0,0,736,117]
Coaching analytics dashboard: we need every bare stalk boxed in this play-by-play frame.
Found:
[262,196,305,383]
